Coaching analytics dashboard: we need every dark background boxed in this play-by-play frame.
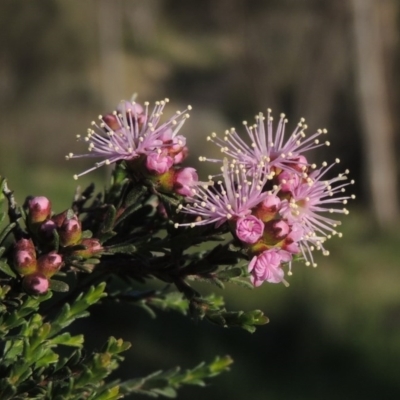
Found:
[1,1,400,399]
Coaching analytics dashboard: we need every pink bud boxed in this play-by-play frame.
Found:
[117,101,146,126]
[73,238,103,259]
[102,113,121,131]
[236,215,264,244]
[263,219,290,245]
[28,196,51,224]
[253,194,281,222]
[59,216,82,247]
[145,152,174,175]
[173,146,188,164]
[14,250,37,275]
[37,252,63,278]
[22,272,49,295]
[173,167,198,197]
[288,155,308,173]
[14,238,35,253]
[39,219,57,239]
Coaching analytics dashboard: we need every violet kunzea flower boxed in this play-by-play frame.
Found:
[67,98,191,179]
[176,159,270,228]
[248,249,292,286]
[279,159,355,266]
[200,110,329,176]
[236,215,264,244]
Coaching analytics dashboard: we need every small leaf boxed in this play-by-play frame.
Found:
[0,260,16,278]
[49,280,69,293]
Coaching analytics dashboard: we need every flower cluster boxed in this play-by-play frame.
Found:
[178,112,354,287]
[66,99,198,196]
[70,98,354,288]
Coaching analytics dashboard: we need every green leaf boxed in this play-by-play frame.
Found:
[51,332,84,347]
[0,260,16,278]
[49,280,70,293]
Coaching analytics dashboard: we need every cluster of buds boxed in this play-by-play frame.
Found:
[69,98,354,288]
[14,196,103,295]
[13,238,63,294]
[66,99,199,197]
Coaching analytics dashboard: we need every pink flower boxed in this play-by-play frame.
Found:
[146,152,174,174]
[174,167,198,197]
[67,99,191,179]
[201,110,329,176]
[236,215,264,244]
[176,160,270,228]
[248,249,292,286]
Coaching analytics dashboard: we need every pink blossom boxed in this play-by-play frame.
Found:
[67,99,191,179]
[201,111,329,176]
[248,249,292,286]
[236,215,264,244]
[176,160,270,228]
[146,152,174,174]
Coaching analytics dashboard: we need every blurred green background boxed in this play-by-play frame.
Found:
[1,0,400,399]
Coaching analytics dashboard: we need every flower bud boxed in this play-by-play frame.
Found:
[22,272,49,295]
[39,219,57,240]
[14,238,36,254]
[72,238,103,259]
[27,196,51,224]
[263,219,290,245]
[235,215,264,244]
[253,194,281,222]
[14,250,37,275]
[173,167,198,196]
[51,210,68,228]
[102,113,121,131]
[37,252,63,278]
[58,216,82,247]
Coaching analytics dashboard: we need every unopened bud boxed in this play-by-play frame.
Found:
[73,238,103,258]
[28,196,51,224]
[22,272,49,295]
[37,252,63,278]
[58,216,82,247]
[102,113,121,131]
[14,250,37,275]
[51,210,68,228]
[263,219,290,245]
[14,238,36,254]
[253,194,281,222]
